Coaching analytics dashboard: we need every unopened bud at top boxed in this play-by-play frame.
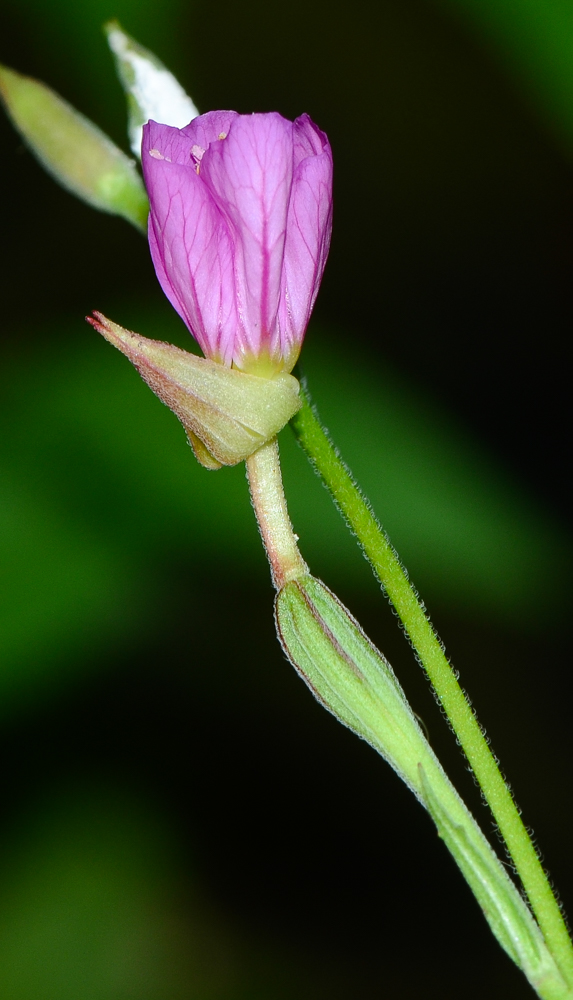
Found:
[142,111,333,377]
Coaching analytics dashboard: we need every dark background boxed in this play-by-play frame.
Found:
[0,0,572,996]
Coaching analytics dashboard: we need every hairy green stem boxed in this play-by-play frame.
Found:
[290,379,573,986]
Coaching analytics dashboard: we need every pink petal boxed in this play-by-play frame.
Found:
[143,123,238,364]
[199,113,295,360]
[292,113,328,165]
[278,138,333,363]
[180,110,239,151]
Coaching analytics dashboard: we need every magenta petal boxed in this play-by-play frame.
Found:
[143,124,238,364]
[278,147,333,362]
[292,113,328,165]
[142,111,333,372]
[199,113,295,358]
[180,110,239,150]
[144,119,196,166]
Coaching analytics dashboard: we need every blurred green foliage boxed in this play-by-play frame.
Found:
[0,784,337,1000]
[439,0,573,150]
[0,789,197,1000]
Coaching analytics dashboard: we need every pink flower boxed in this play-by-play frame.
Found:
[142,111,332,375]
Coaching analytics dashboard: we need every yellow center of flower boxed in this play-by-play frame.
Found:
[234,344,301,379]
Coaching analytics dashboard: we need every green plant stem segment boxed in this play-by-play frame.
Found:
[246,437,308,589]
[290,379,573,988]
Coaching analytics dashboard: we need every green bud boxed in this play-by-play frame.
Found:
[276,574,431,796]
[276,575,568,995]
[105,21,199,159]
[0,63,149,231]
[88,312,303,468]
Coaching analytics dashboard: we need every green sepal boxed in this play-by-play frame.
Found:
[88,312,303,468]
[0,63,148,231]
[105,21,199,159]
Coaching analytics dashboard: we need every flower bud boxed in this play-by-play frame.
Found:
[275,574,568,987]
[0,63,148,230]
[105,21,199,159]
[88,312,302,468]
[275,574,429,797]
[142,111,333,376]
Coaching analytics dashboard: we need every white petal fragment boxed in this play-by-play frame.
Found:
[106,22,199,158]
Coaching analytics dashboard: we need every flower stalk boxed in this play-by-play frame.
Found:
[290,376,573,988]
[246,439,308,589]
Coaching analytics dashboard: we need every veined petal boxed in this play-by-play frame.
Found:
[292,112,328,165]
[143,121,238,364]
[180,110,238,151]
[143,118,196,165]
[278,143,333,363]
[199,113,294,362]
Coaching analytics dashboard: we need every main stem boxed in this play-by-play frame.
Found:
[291,386,573,986]
[245,437,308,590]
